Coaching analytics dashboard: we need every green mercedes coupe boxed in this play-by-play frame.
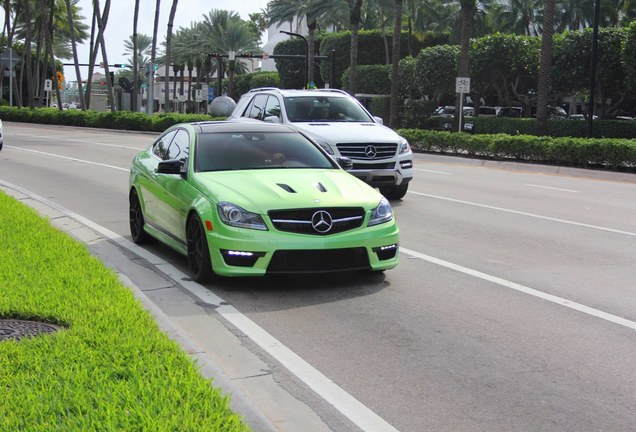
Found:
[129,121,399,282]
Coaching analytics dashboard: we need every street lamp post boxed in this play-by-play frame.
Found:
[280,30,309,89]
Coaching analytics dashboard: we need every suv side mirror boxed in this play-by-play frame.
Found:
[263,115,281,124]
[373,116,384,125]
[337,157,353,170]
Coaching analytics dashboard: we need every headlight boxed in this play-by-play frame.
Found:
[368,197,393,226]
[217,202,268,231]
[399,138,411,154]
[314,138,334,155]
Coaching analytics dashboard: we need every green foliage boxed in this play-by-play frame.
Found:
[0,193,249,431]
[415,45,460,105]
[400,99,439,129]
[624,22,636,94]
[318,30,448,89]
[398,129,636,169]
[235,71,281,96]
[469,33,539,109]
[341,64,391,94]
[273,37,324,89]
[398,56,421,100]
[553,28,626,103]
[0,107,219,132]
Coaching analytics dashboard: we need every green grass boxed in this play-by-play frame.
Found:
[0,191,250,432]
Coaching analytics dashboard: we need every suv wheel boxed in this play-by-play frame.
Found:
[380,183,409,200]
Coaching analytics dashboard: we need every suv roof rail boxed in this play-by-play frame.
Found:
[246,87,351,96]
[246,87,280,93]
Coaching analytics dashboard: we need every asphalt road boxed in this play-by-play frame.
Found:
[2,122,636,432]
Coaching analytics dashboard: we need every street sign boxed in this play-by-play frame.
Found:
[456,77,470,94]
[45,79,53,91]
[262,52,269,60]
[195,89,202,101]
[0,48,19,68]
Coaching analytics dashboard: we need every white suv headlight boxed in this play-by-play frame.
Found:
[368,198,393,226]
[399,138,411,154]
[217,202,268,230]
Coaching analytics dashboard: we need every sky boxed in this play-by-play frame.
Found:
[68,0,270,82]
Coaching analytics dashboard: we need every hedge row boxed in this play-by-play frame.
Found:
[398,129,636,170]
[0,107,221,132]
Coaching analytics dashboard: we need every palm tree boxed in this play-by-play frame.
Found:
[389,0,402,128]
[535,0,555,135]
[132,0,140,111]
[163,0,179,112]
[148,0,161,113]
[92,0,114,110]
[199,10,260,98]
[347,0,364,94]
[65,0,86,110]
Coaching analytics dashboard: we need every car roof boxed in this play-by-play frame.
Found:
[187,120,298,134]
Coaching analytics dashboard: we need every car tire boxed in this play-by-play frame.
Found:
[380,183,409,200]
[129,189,152,244]
[186,214,214,283]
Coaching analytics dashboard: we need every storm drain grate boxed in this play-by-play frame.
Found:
[0,319,63,341]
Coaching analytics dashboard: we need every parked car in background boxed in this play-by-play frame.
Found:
[129,121,400,281]
[228,88,413,200]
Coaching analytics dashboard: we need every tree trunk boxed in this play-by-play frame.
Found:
[348,0,362,95]
[132,0,140,112]
[389,0,403,128]
[65,0,86,110]
[307,18,316,86]
[535,0,555,135]
[164,0,179,111]
[94,0,114,110]
[45,0,64,110]
[149,0,161,113]
[23,0,34,107]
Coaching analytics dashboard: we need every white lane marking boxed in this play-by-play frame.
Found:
[409,191,636,238]
[9,133,144,151]
[0,179,400,432]
[400,247,636,331]
[5,146,129,172]
[526,184,580,193]
[414,168,452,175]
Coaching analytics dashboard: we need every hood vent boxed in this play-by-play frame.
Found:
[277,183,296,193]
[316,182,327,193]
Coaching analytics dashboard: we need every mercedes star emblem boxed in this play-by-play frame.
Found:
[311,210,333,233]
[364,145,377,158]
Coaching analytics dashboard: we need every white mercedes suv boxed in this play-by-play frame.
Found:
[227,88,413,200]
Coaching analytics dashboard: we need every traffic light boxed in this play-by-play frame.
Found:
[109,71,114,83]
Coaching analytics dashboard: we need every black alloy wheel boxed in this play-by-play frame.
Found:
[129,189,151,244]
[186,214,214,283]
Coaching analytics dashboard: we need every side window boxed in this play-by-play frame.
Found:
[167,129,190,161]
[152,130,177,160]
[264,96,281,120]
[247,94,269,120]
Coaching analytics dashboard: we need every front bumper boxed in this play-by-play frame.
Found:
[207,221,400,277]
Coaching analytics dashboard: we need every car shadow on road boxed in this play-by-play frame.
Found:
[206,271,392,313]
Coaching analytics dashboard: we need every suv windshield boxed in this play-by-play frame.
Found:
[195,132,336,172]
[284,96,373,123]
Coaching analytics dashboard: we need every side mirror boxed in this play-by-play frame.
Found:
[157,159,185,175]
[263,115,281,124]
[337,157,353,170]
[373,116,384,125]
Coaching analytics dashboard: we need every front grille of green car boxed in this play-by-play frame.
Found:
[267,248,370,273]
[269,207,365,235]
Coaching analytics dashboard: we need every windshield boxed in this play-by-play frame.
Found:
[195,131,337,172]
[284,96,373,122]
